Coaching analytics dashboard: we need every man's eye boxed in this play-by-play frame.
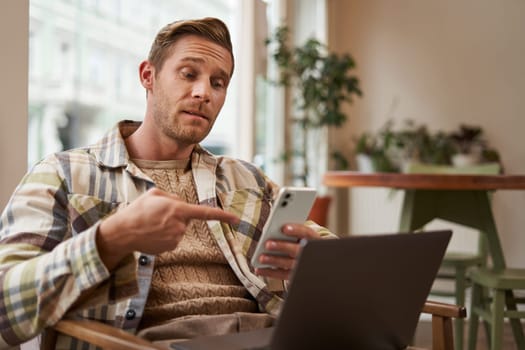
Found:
[212,79,226,89]
[181,70,196,79]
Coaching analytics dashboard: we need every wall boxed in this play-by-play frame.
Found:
[0,0,29,209]
[327,0,525,266]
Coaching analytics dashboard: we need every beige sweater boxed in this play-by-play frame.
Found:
[133,159,258,329]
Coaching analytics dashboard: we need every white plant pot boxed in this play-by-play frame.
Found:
[452,153,480,168]
[356,154,375,173]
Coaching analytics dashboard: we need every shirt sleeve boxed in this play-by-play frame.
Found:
[0,158,137,347]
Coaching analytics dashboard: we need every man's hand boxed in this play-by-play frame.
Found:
[254,223,320,281]
[96,188,239,270]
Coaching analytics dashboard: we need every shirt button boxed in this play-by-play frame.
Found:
[138,255,149,266]
[125,309,136,320]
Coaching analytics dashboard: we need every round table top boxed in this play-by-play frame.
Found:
[323,171,525,190]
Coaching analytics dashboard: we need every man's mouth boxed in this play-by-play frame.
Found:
[183,110,208,120]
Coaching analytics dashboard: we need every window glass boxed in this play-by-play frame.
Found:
[253,0,286,184]
[29,0,240,166]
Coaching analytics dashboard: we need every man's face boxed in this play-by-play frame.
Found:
[147,35,233,147]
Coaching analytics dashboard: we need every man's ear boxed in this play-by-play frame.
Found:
[139,61,155,89]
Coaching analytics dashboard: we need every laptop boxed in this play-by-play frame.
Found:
[171,230,452,350]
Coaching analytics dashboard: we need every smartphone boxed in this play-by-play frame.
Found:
[250,186,317,269]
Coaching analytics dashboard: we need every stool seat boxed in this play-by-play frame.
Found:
[468,267,525,289]
[441,252,484,267]
[467,266,525,350]
[433,252,484,284]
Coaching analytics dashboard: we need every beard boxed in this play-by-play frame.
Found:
[152,97,216,147]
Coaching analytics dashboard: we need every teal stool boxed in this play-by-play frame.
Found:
[467,263,525,350]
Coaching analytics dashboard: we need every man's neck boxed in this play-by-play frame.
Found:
[124,123,195,161]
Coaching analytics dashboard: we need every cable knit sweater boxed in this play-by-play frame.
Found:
[133,158,258,329]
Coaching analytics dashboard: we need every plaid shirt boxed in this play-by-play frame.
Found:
[0,121,332,349]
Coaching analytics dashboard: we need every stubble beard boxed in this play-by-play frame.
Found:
[153,99,213,147]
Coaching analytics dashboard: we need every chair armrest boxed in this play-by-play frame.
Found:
[422,300,467,319]
[422,300,467,350]
[49,319,164,350]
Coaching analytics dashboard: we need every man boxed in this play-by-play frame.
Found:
[0,17,331,349]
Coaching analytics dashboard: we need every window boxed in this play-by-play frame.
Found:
[28,0,242,165]
[254,0,327,186]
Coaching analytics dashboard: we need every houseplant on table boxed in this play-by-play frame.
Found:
[353,121,397,173]
[266,26,362,225]
[354,120,501,173]
[449,124,500,167]
[354,119,454,173]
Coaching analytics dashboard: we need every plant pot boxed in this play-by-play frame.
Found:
[307,195,331,227]
[452,153,480,168]
[356,154,375,173]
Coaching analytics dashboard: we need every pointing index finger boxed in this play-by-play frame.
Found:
[187,204,240,225]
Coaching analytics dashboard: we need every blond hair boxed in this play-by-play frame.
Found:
[148,17,234,76]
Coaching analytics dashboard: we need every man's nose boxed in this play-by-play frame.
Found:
[192,79,211,102]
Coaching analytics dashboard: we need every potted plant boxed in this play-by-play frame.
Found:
[386,120,457,170]
[354,121,397,173]
[448,124,501,167]
[354,119,456,172]
[266,26,362,226]
[354,121,501,173]
[266,26,362,186]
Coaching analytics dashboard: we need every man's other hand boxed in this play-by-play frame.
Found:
[254,223,320,281]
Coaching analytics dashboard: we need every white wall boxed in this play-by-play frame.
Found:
[0,0,28,209]
[328,0,525,267]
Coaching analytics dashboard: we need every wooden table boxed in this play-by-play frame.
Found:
[323,172,525,191]
[323,171,525,269]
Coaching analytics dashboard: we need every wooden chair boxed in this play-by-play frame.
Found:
[43,300,466,350]
[421,301,467,350]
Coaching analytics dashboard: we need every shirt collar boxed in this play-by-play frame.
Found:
[90,120,139,168]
